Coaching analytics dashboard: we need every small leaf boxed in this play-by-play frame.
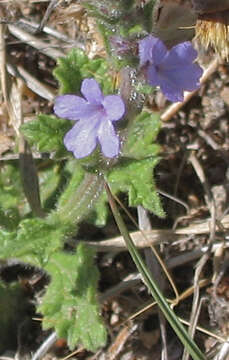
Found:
[39,243,107,351]
[54,49,87,94]
[0,218,66,267]
[21,114,71,155]
[81,58,113,95]
[0,164,25,211]
[53,49,113,95]
[107,157,165,217]
[89,111,164,224]
[122,111,161,159]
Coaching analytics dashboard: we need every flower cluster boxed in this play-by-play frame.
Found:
[54,79,125,159]
[54,36,203,159]
[139,35,203,102]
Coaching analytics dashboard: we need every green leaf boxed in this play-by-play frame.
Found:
[122,111,161,159]
[53,49,88,94]
[88,191,108,227]
[20,114,71,155]
[0,163,25,211]
[106,157,165,217]
[0,218,66,267]
[53,49,113,95]
[39,164,63,210]
[0,208,20,231]
[81,58,113,95]
[88,111,164,224]
[39,243,107,351]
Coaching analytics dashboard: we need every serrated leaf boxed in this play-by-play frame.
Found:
[88,111,164,224]
[53,49,88,94]
[107,157,165,217]
[122,111,161,159]
[53,49,113,95]
[81,58,113,95]
[20,114,71,154]
[39,243,107,351]
[0,218,66,267]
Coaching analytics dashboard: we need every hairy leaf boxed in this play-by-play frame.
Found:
[122,111,161,159]
[20,114,71,155]
[106,157,165,217]
[39,243,107,351]
[88,111,164,224]
[53,49,113,95]
[0,218,66,267]
[107,111,164,217]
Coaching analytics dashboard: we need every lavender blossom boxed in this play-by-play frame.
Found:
[139,35,203,102]
[54,79,125,158]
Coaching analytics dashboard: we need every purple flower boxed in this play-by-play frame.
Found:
[139,35,203,102]
[54,79,125,158]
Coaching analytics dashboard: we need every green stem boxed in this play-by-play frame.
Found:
[105,183,206,360]
[52,172,104,226]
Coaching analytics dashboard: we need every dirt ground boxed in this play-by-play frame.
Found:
[0,1,229,359]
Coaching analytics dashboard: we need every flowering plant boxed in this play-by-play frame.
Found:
[3,1,206,359]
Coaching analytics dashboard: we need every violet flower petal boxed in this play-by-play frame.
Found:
[168,42,198,63]
[54,95,97,121]
[102,95,125,121]
[98,120,120,158]
[139,35,167,67]
[139,35,203,102]
[147,65,160,87]
[158,76,186,102]
[63,118,100,158]
[147,62,185,102]
[81,78,104,105]
[160,64,202,92]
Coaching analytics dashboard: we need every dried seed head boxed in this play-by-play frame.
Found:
[195,15,229,59]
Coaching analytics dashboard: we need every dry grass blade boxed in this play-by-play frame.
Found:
[106,324,138,360]
[8,24,64,59]
[86,214,229,251]
[7,62,55,101]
